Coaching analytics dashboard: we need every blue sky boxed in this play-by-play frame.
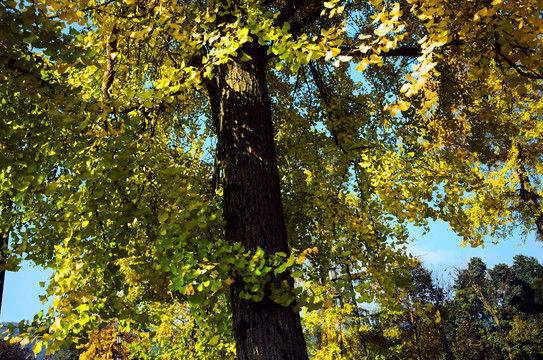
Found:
[406,220,543,280]
[1,221,541,322]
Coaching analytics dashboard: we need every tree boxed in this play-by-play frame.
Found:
[451,320,502,360]
[0,339,31,360]
[449,258,514,359]
[447,257,543,360]
[126,303,236,359]
[49,347,86,360]
[507,314,543,360]
[507,255,543,315]
[2,0,543,359]
[303,302,369,359]
[78,322,138,360]
[368,262,453,360]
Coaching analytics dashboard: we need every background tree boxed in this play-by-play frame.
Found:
[0,339,31,360]
[49,347,85,360]
[368,262,453,360]
[446,256,543,360]
[79,322,138,360]
[127,303,236,360]
[303,302,369,360]
[507,314,543,360]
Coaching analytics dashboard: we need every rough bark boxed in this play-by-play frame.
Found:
[100,24,118,102]
[0,201,11,317]
[207,40,309,360]
[0,231,7,317]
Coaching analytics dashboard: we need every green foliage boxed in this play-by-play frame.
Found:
[79,322,138,360]
[303,304,368,360]
[365,262,452,360]
[508,315,543,360]
[318,258,543,360]
[451,320,501,360]
[447,256,543,360]
[126,302,235,360]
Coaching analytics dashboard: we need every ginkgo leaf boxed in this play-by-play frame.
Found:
[209,335,220,346]
[185,284,195,296]
[374,24,393,37]
[390,3,402,17]
[398,100,410,111]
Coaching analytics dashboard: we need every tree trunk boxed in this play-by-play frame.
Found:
[207,40,309,360]
[476,288,514,360]
[516,145,543,240]
[0,231,7,317]
[0,201,12,317]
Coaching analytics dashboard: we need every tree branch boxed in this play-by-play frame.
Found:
[289,3,325,35]
[3,56,55,90]
[339,39,464,59]
[273,0,308,27]
[100,24,118,101]
[496,47,543,80]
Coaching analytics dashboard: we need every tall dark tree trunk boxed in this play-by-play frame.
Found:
[206,40,309,359]
[0,231,7,316]
[516,145,543,240]
[0,201,11,317]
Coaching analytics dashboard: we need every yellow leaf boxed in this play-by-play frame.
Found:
[225,278,235,285]
[209,335,220,346]
[374,24,393,37]
[330,47,341,57]
[390,3,401,17]
[49,2,61,11]
[355,61,368,71]
[398,100,410,111]
[369,54,382,64]
[50,317,61,333]
[185,284,195,295]
[33,341,43,355]
[323,299,333,308]
[417,60,436,76]
[241,52,252,61]
[389,106,401,115]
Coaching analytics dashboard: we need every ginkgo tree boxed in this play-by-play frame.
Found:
[1,0,543,359]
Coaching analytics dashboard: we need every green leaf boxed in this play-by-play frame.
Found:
[44,183,57,196]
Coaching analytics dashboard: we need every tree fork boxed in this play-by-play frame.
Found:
[206,40,309,360]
